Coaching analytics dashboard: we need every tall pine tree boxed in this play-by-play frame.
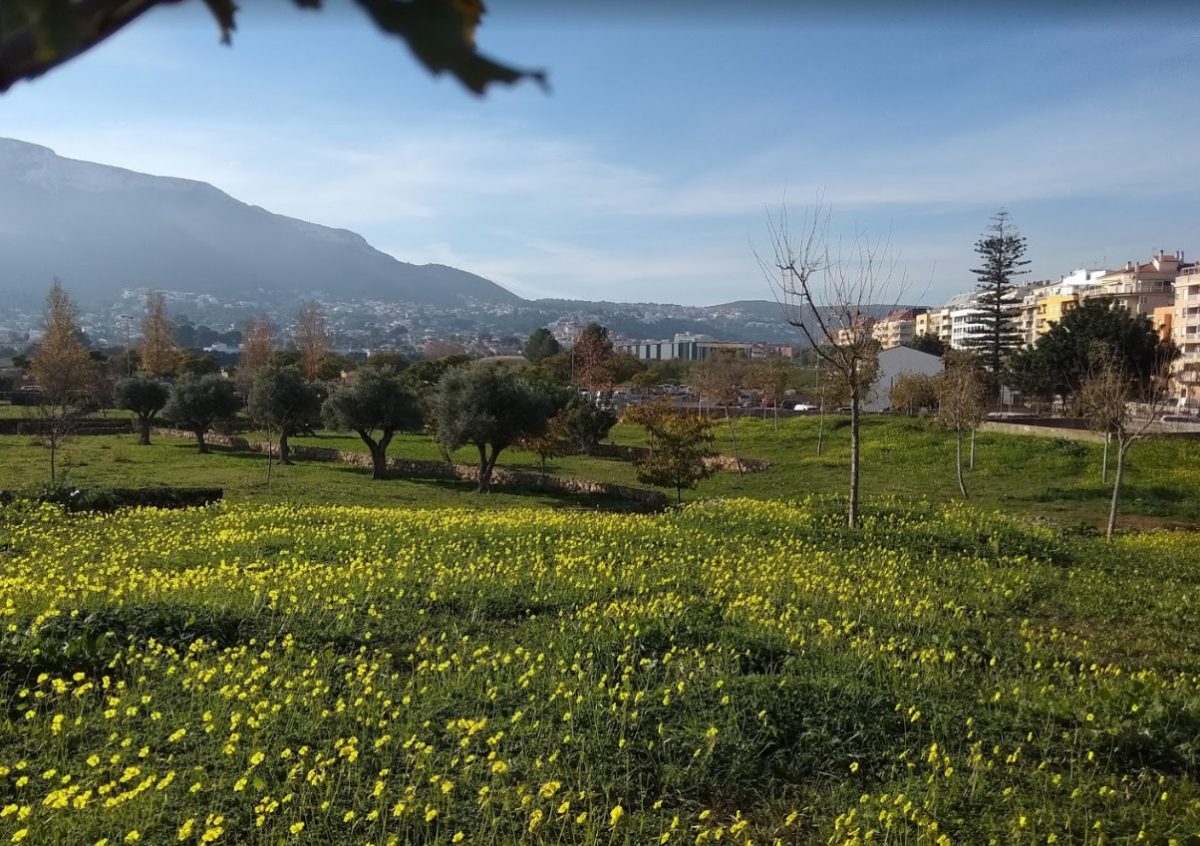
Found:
[964,211,1029,392]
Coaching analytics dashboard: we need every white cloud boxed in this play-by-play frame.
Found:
[6,59,1196,307]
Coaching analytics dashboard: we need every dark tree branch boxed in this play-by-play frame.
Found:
[1,0,547,96]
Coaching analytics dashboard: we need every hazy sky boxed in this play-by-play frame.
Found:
[3,0,1198,305]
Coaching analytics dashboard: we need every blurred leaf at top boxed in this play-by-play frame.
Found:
[0,0,548,96]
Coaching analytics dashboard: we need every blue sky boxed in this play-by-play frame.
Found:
[3,1,1198,305]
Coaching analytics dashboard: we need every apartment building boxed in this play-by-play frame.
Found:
[1085,251,1191,316]
[870,307,928,349]
[833,315,875,349]
[919,296,968,348]
[1174,263,1200,407]
[1016,269,1106,345]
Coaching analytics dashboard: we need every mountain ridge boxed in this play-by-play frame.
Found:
[0,138,908,347]
[0,137,521,309]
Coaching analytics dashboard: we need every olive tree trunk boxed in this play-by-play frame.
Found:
[476,443,502,493]
[358,429,393,480]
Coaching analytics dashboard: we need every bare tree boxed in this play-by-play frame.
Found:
[294,302,330,381]
[889,372,938,417]
[1079,343,1174,540]
[689,350,746,472]
[758,204,905,527]
[749,357,792,431]
[29,280,98,481]
[139,291,180,376]
[935,353,985,498]
[237,318,275,395]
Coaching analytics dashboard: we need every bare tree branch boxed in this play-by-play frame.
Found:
[755,200,909,528]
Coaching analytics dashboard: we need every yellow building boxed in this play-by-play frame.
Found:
[1035,293,1079,336]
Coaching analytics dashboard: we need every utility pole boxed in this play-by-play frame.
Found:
[120,314,133,376]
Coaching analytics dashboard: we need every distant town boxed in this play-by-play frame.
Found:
[1,246,1195,413]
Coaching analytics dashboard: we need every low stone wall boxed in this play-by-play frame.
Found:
[154,429,668,508]
[583,441,771,472]
[979,421,1107,443]
[981,419,1200,443]
[0,418,135,436]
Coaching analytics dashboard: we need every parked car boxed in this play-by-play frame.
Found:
[792,403,816,412]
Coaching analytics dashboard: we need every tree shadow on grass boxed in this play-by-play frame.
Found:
[326,465,662,513]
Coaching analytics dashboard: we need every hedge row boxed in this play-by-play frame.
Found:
[0,486,223,513]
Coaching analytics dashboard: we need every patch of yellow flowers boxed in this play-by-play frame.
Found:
[0,499,1198,843]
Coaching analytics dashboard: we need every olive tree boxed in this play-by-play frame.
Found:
[322,368,423,479]
[114,373,170,445]
[433,364,557,493]
[163,373,241,453]
[246,366,322,466]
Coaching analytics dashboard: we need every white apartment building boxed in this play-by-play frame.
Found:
[1174,263,1200,408]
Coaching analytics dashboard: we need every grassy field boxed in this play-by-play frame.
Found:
[1,498,1198,844]
[2,415,1198,529]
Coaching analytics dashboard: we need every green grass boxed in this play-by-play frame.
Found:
[0,435,638,512]
[2,415,1198,527]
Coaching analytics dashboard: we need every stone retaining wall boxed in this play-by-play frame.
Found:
[0,418,135,436]
[980,420,1200,443]
[154,429,668,508]
[582,441,771,472]
[979,421,1107,443]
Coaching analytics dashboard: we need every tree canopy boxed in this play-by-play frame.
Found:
[30,279,97,406]
[163,373,241,453]
[904,332,947,358]
[29,279,99,480]
[139,291,180,376]
[627,401,716,504]
[114,373,170,445]
[433,363,558,492]
[323,367,423,479]
[556,395,618,456]
[522,328,562,364]
[962,210,1029,384]
[572,323,618,392]
[1006,297,1175,404]
[246,365,323,465]
[0,0,547,96]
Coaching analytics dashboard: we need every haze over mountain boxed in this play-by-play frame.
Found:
[0,138,907,346]
[0,138,520,309]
